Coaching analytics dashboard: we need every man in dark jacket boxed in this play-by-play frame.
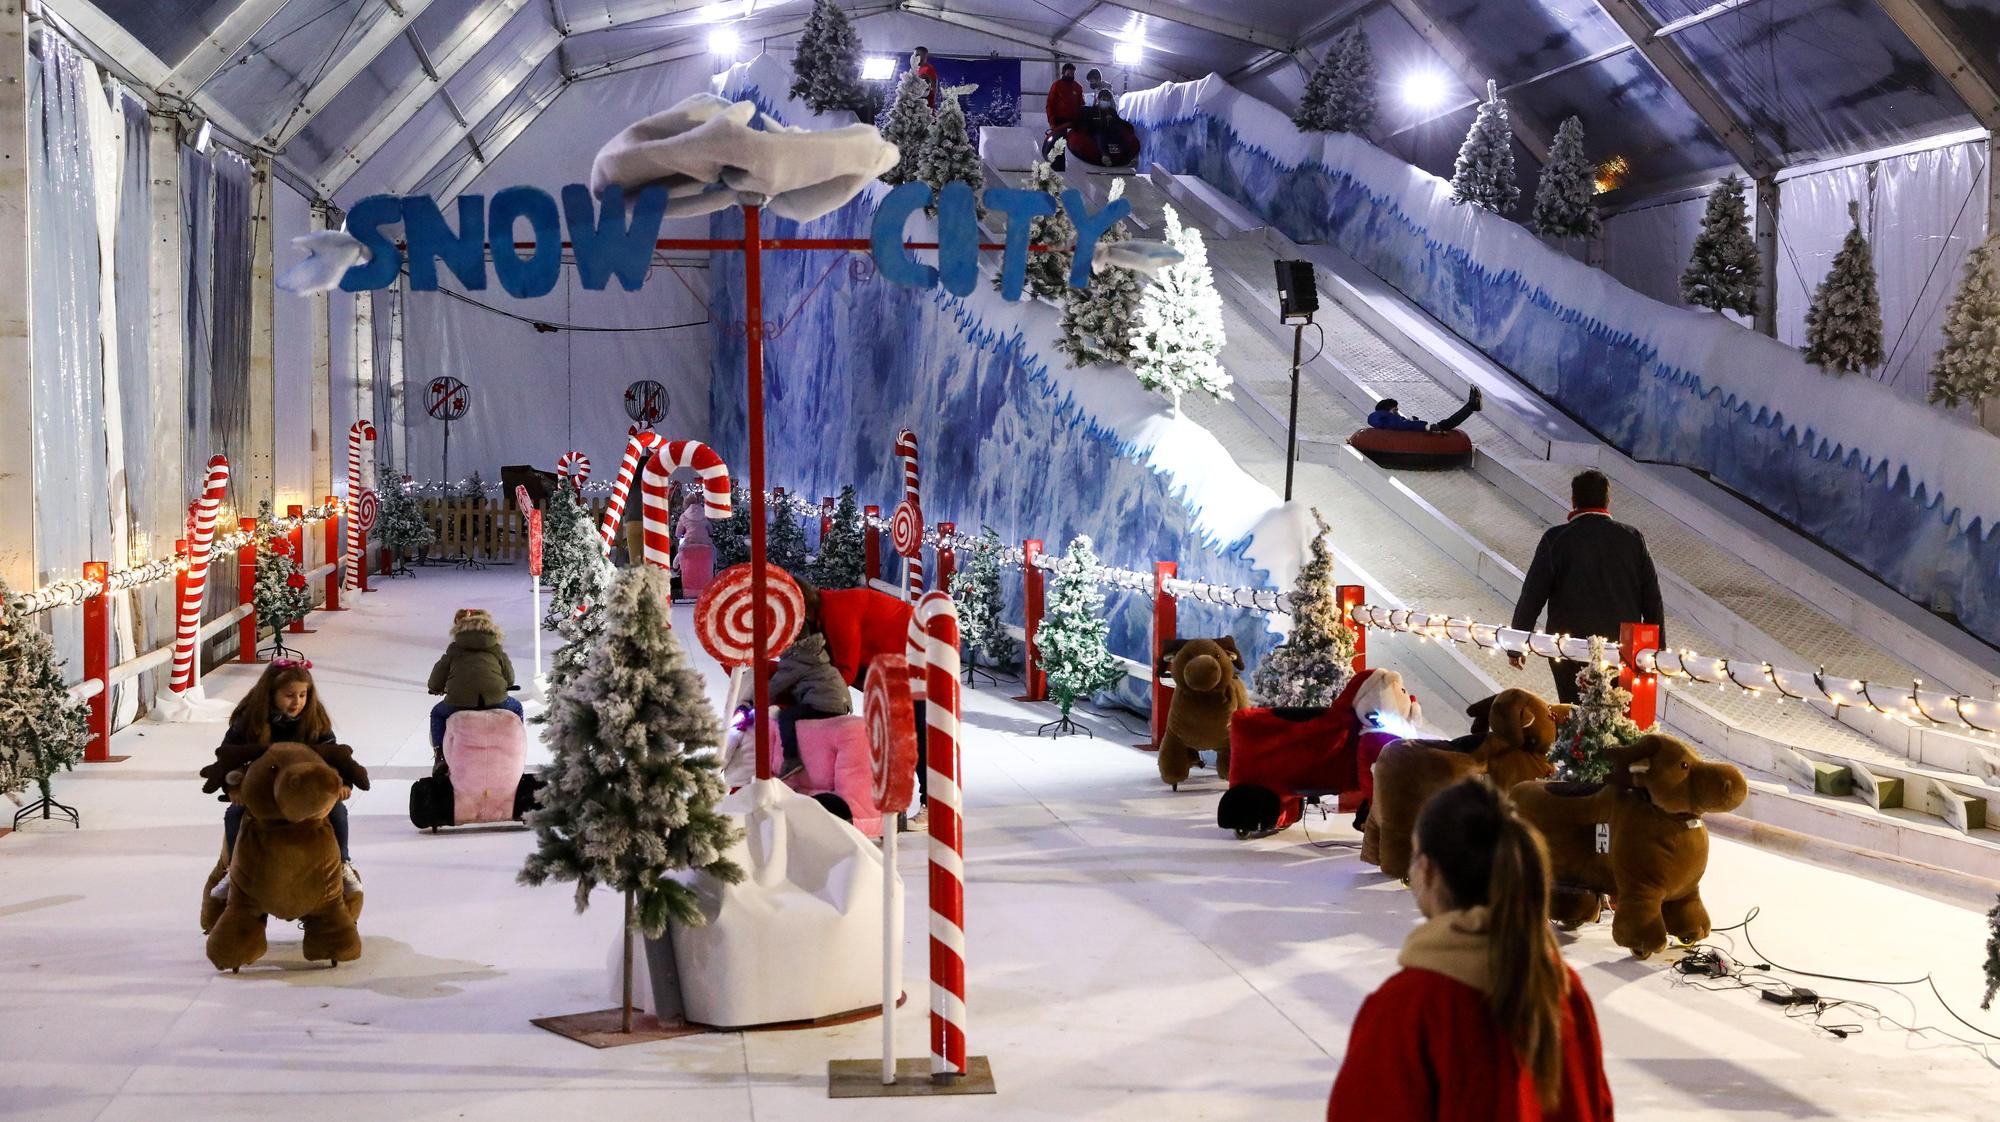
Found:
[1508,470,1665,704]
[1367,387,1482,432]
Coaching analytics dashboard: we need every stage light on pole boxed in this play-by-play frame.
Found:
[708,27,740,56]
[862,55,895,80]
[1113,41,1144,67]
[1399,70,1450,111]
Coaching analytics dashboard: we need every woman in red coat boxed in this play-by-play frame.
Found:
[1328,778,1614,1121]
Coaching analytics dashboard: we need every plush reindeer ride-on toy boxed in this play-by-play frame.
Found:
[198,742,370,971]
[1511,732,1747,958]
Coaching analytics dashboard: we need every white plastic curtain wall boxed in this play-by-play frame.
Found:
[180,144,256,627]
[114,90,170,713]
[273,183,316,507]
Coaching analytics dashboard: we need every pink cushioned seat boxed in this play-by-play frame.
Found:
[443,708,528,825]
[765,712,884,838]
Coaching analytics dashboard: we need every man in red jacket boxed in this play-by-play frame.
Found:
[912,46,939,108]
[1046,62,1085,131]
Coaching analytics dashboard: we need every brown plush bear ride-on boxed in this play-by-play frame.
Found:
[1156,637,1250,789]
[201,742,369,972]
[1512,733,1747,959]
[1361,689,1564,880]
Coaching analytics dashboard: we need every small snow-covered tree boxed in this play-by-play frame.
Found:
[998,159,1075,303]
[0,577,90,808]
[541,605,603,700]
[711,484,753,570]
[811,485,867,589]
[1930,237,2000,409]
[789,0,866,114]
[376,474,434,563]
[1530,116,1601,240]
[919,84,983,214]
[252,501,313,638]
[541,484,612,629]
[1038,535,1126,733]
[1549,636,1645,783]
[1681,174,1760,317]
[1982,894,1999,1010]
[1452,81,1519,214]
[521,566,741,1030]
[948,527,1016,678]
[1803,202,1885,377]
[1058,177,1144,367]
[1128,205,1232,409]
[1292,46,1339,132]
[766,496,810,576]
[877,70,933,186]
[1295,27,1377,135]
[1252,508,1356,707]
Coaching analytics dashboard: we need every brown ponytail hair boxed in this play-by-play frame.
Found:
[1414,777,1568,1108]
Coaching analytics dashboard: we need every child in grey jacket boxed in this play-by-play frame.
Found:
[769,630,851,778]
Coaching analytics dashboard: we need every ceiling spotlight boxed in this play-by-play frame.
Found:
[1113,42,1144,67]
[1399,70,1451,111]
[708,27,740,57]
[191,118,214,154]
[862,55,895,81]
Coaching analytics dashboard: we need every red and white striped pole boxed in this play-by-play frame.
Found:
[556,450,592,490]
[601,429,666,549]
[906,590,969,1080]
[894,429,923,599]
[344,421,375,592]
[168,455,230,696]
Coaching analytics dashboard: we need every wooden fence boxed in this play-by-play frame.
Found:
[414,497,617,562]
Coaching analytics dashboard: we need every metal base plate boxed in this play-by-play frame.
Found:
[530,1009,709,1049]
[828,1056,996,1098]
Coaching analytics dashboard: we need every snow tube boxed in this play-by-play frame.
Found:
[1065,123,1141,168]
[1348,427,1474,469]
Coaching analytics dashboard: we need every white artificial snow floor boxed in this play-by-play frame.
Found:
[2,568,1996,1120]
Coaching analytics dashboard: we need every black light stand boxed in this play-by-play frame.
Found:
[1273,259,1320,502]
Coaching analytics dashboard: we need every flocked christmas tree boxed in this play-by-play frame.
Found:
[948,527,1017,680]
[1982,894,1999,1010]
[540,484,613,629]
[1037,535,1127,736]
[1452,81,1519,214]
[1680,174,1759,317]
[1128,205,1233,409]
[541,606,604,701]
[711,484,754,570]
[1929,236,2000,409]
[1802,202,1885,377]
[376,473,434,568]
[252,500,314,648]
[999,159,1076,303]
[519,565,743,1031]
[1530,116,1601,241]
[811,485,867,589]
[1058,177,1145,367]
[766,495,811,576]
[1293,26,1376,135]
[877,69,933,186]
[1548,636,1645,783]
[0,577,90,817]
[919,84,984,215]
[1251,508,1357,707]
[789,0,867,114]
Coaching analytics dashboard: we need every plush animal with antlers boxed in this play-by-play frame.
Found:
[1512,732,1747,958]
[198,742,369,971]
[1156,637,1251,788]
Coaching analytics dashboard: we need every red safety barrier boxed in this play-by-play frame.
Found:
[863,504,882,584]
[238,517,259,663]
[81,561,109,763]
[935,521,957,591]
[1620,621,1662,729]
[821,496,835,542]
[1014,539,1048,703]
[1337,584,1367,672]
[1141,561,1177,753]
[322,495,344,611]
[287,505,308,633]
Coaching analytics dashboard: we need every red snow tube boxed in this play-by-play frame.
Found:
[1065,122,1141,168]
[1348,427,1474,469]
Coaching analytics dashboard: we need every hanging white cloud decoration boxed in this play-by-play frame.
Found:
[277,228,372,295]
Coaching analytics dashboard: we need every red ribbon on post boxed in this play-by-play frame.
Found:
[1620,622,1662,729]
[81,561,109,762]
[238,517,259,663]
[1014,539,1048,703]
[1141,560,1177,753]
[1337,584,1368,672]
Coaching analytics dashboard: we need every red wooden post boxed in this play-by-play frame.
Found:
[81,562,110,763]
[1014,539,1049,703]
[1141,561,1177,752]
[322,496,344,611]
[286,506,308,632]
[237,517,259,662]
[820,496,835,543]
[936,521,958,591]
[1619,622,1662,729]
[1337,584,1367,672]
[863,503,882,584]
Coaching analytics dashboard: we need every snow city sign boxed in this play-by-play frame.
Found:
[329,182,1145,302]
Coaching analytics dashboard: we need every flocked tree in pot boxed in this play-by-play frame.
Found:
[1930,236,2000,410]
[1451,81,1519,215]
[376,474,435,571]
[789,0,867,114]
[877,70,933,187]
[1252,508,1357,707]
[1680,174,1759,317]
[1548,636,1644,783]
[766,494,811,576]
[1803,202,1885,377]
[1037,535,1127,737]
[1128,205,1233,410]
[919,84,984,215]
[1058,177,1144,367]
[1529,116,1601,241]
[811,485,867,589]
[998,159,1075,304]
[0,577,91,825]
[540,484,613,629]
[948,527,1017,683]
[252,500,314,655]
[520,566,742,1033]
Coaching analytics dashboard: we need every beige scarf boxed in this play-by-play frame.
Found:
[1397,906,1494,995]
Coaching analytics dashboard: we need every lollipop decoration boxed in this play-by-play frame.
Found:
[168,454,231,695]
[600,428,666,548]
[894,429,922,598]
[865,655,919,814]
[344,420,376,592]
[891,498,923,559]
[353,488,380,533]
[694,563,804,671]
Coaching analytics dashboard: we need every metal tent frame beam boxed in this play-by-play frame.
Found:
[897,1,1193,82]
[158,0,290,101]
[1868,0,2000,227]
[1096,0,1293,54]
[1381,0,1553,162]
[267,0,442,148]
[385,16,561,195]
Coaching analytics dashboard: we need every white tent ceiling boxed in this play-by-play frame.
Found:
[35,0,2000,207]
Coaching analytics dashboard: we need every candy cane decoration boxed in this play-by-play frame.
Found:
[344,420,376,591]
[665,439,733,518]
[167,455,230,695]
[905,590,967,1078]
[600,429,665,549]
[894,429,923,598]
[639,440,732,573]
[556,451,591,489]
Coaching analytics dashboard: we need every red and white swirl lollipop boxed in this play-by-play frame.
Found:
[891,497,924,559]
[353,488,381,532]
[694,563,805,671]
[864,653,918,814]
